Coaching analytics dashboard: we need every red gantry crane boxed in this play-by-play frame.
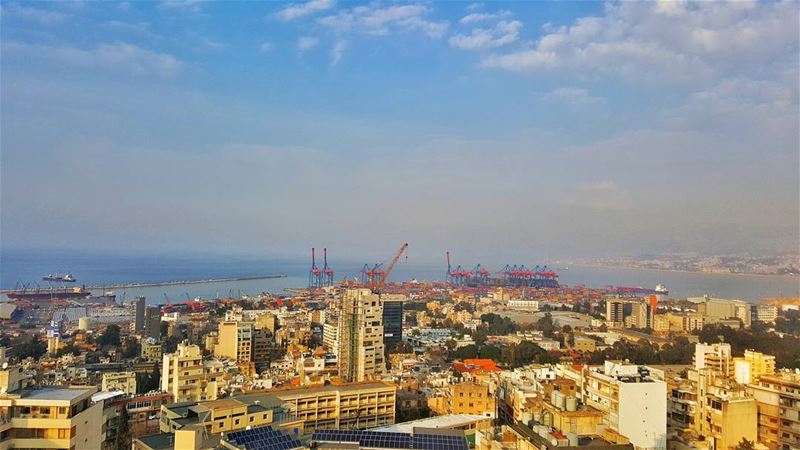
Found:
[370,243,409,294]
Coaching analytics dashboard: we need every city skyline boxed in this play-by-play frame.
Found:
[2,0,798,263]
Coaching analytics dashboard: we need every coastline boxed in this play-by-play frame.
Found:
[568,263,800,281]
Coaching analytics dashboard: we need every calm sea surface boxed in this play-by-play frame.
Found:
[1,249,797,304]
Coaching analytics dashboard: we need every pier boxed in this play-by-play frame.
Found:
[0,274,287,294]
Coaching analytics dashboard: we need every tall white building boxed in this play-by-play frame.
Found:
[581,361,667,450]
[338,288,385,382]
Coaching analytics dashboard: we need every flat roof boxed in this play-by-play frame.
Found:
[373,414,490,434]
[20,387,93,402]
[235,381,395,404]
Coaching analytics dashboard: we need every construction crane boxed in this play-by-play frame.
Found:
[372,243,409,293]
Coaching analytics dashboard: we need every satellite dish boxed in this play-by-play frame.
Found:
[2,362,8,369]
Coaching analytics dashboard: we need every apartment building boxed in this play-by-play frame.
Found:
[429,382,496,418]
[323,310,339,355]
[338,288,386,382]
[382,294,405,349]
[606,299,625,327]
[254,381,397,433]
[693,342,734,379]
[143,306,161,340]
[734,350,776,384]
[102,371,138,395]
[0,364,102,450]
[750,371,800,450]
[98,391,172,450]
[214,321,270,364]
[141,338,163,361]
[580,361,667,450]
[689,369,757,450]
[753,305,778,324]
[160,397,287,435]
[162,342,224,402]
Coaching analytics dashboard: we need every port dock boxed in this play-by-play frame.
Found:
[0,274,287,294]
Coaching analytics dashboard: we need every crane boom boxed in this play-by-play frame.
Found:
[374,243,408,293]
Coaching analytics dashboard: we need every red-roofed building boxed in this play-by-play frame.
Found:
[453,359,501,374]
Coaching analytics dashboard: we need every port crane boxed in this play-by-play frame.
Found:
[369,243,408,294]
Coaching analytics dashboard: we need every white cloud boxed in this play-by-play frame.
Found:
[330,40,347,66]
[450,20,522,50]
[318,4,448,38]
[466,2,483,11]
[297,36,319,51]
[2,42,183,79]
[259,41,275,52]
[2,3,69,25]
[104,20,154,38]
[544,87,603,105]
[158,0,203,13]
[481,1,799,85]
[276,0,335,20]
[459,10,510,25]
[197,37,225,51]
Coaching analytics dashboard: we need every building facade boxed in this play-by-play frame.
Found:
[162,342,224,403]
[338,289,386,382]
[382,295,405,350]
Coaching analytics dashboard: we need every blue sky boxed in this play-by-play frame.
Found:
[1,0,798,263]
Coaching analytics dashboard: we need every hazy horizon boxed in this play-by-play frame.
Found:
[2,0,799,262]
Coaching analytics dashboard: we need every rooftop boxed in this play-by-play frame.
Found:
[19,387,94,402]
[373,414,490,434]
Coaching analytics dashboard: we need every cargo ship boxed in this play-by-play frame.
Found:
[4,285,91,301]
[42,273,76,283]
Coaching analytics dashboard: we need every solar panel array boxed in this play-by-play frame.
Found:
[226,425,303,450]
[312,429,468,450]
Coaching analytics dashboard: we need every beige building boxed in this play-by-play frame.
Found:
[689,369,757,450]
[683,313,705,332]
[0,357,103,450]
[214,321,269,364]
[338,289,386,382]
[734,350,775,384]
[693,342,734,379]
[430,382,496,418]
[102,371,137,395]
[749,371,800,450]
[266,381,396,433]
[141,338,163,361]
[626,302,651,329]
[690,296,752,328]
[160,397,283,435]
[162,342,224,402]
[162,381,396,436]
[573,336,597,352]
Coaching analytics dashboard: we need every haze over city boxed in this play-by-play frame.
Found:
[2,0,798,264]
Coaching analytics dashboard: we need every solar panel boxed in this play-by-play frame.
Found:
[311,429,466,450]
[225,425,303,450]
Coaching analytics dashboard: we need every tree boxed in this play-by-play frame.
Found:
[537,313,556,338]
[734,439,755,450]
[452,345,479,360]
[98,325,121,347]
[10,335,46,360]
[115,406,131,450]
[121,337,141,359]
[472,329,488,347]
[388,341,414,354]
